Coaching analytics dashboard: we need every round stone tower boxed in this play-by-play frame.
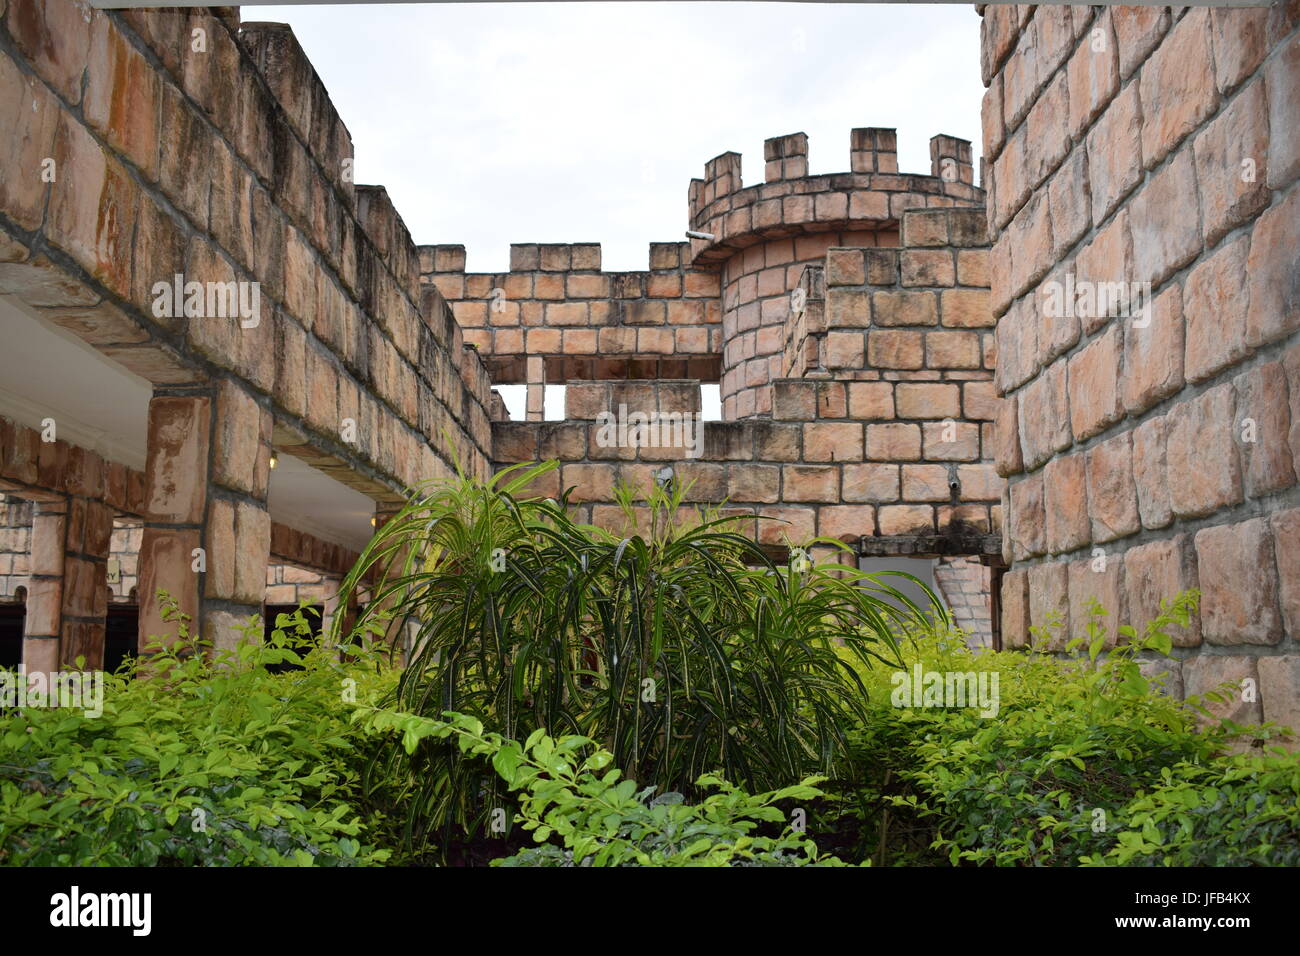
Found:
[686,129,985,419]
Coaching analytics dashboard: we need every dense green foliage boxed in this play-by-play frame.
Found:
[1082,753,1300,866]
[838,592,1300,867]
[359,708,846,867]
[334,463,942,855]
[0,601,396,866]
[3,466,1296,868]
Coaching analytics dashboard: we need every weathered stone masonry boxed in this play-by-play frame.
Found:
[484,211,1001,549]
[0,1,494,665]
[0,5,1042,664]
[429,129,985,420]
[425,131,1005,642]
[982,3,1300,728]
[0,0,1293,727]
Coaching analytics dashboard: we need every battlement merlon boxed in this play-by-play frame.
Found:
[764,132,809,183]
[850,127,898,174]
[930,134,977,185]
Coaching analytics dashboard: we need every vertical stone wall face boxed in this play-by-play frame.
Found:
[807,209,996,404]
[0,1,496,662]
[983,4,1300,726]
[492,208,1004,567]
[420,241,724,421]
[719,227,899,419]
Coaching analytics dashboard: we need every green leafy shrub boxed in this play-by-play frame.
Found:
[1080,753,1300,866]
[0,598,398,866]
[358,707,849,866]
[837,591,1300,866]
[335,463,942,855]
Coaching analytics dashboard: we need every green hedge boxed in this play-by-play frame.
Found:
[4,583,1296,867]
[0,600,397,866]
[839,591,1300,866]
[358,707,847,867]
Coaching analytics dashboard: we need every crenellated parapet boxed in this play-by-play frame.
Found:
[427,127,984,421]
[418,241,723,412]
[686,129,983,266]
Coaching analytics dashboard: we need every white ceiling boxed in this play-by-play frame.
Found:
[0,296,151,469]
[266,451,376,551]
[0,296,376,551]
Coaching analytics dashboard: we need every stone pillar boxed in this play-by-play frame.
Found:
[929,134,974,185]
[764,132,808,182]
[526,355,545,422]
[20,493,112,671]
[138,382,274,656]
[850,127,898,174]
[138,389,212,653]
[22,500,67,674]
[60,496,113,667]
[203,381,273,654]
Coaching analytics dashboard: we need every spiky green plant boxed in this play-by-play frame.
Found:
[332,461,945,856]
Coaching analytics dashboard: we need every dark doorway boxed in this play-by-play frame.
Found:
[105,606,138,675]
[0,605,24,669]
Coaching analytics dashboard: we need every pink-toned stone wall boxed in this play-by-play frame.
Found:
[430,129,985,425]
[693,130,983,419]
[0,2,495,662]
[420,241,722,421]
[720,227,899,418]
[983,4,1300,729]
[492,211,1004,557]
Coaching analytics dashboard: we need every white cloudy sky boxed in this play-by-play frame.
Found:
[255,2,986,275]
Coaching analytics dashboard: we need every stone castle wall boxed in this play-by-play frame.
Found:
[4,0,1291,701]
[0,1,493,664]
[982,3,1300,727]
[423,129,986,421]
[491,207,1003,561]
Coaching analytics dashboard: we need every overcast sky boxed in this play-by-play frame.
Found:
[256,3,986,275]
